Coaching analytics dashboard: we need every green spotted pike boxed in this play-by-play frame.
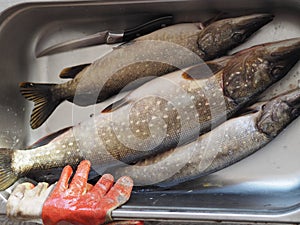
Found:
[0,38,298,190]
[109,88,300,187]
[19,14,273,129]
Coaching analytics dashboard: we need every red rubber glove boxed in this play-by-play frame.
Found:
[42,160,136,225]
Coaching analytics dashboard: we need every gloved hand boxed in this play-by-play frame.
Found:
[7,160,143,225]
[42,160,136,225]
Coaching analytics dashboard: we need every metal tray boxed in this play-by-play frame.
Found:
[0,0,299,224]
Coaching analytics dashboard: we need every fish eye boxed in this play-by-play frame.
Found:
[271,66,284,77]
[232,32,245,43]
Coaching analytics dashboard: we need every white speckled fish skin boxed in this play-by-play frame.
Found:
[55,14,274,105]
[14,61,233,177]
[3,37,299,190]
[109,88,300,187]
[19,14,274,129]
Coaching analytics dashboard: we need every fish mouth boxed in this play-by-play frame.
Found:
[268,88,300,113]
[264,37,300,59]
[283,88,300,113]
[262,38,300,79]
[233,13,274,40]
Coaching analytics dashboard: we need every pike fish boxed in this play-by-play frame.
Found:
[109,88,300,187]
[19,14,273,129]
[0,38,299,190]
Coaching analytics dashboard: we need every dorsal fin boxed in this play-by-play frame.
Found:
[26,126,72,149]
[101,98,131,113]
[59,63,91,79]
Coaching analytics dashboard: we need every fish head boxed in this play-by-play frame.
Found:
[197,14,274,60]
[260,38,300,80]
[257,88,300,137]
[222,38,300,104]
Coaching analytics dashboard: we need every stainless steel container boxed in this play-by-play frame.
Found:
[0,0,299,224]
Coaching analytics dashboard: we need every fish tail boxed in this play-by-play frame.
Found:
[0,149,19,190]
[19,82,63,129]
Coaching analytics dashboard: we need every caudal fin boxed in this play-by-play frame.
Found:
[0,149,19,190]
[19,82,62,129]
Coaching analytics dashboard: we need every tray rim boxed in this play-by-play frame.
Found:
[0,0,300,223]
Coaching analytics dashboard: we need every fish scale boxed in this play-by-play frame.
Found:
[109,89,300,187]
[19,14,274,129]
[1,38,299,190]
[113,112,266,186]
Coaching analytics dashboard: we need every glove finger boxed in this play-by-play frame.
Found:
[52,165,73,195]
[69,160,91,195]
[45,183,56,197]
[26,182,49,198]
[11,183,35,199]
[102,176,133,209]
[90,174,114,197]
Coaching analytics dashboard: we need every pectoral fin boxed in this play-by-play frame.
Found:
[26,127,72,149]
[101,98,131,113]
[235,101,266,117]
[182,61,225,80]
[202,12,227,27]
